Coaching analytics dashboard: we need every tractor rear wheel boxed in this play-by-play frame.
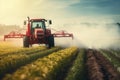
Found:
[51,35,55,47]
[23,36,29,47]
[48,35,55,48]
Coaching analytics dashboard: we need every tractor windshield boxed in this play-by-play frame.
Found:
[31,21,44,29]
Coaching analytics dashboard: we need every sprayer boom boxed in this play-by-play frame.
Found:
[53,30,73,39]
[4,31,25,41]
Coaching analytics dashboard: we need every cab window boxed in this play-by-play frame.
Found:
[31,21,43,29]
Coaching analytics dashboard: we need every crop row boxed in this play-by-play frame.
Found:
[0,46,47,57]
[85,49,120,80]
[100,50,120,72]
[103,49,120,59]
[94,50,120,80]
[65,49,86,80]
[0,47,60,78]
[3,47,78,80]
[0,47,22,56]
[0,46,48,61]
[109,49,120,57]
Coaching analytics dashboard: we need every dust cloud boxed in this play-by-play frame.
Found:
[53,22,120,49]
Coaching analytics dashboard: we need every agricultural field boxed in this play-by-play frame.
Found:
[0,42,120,80]
[0,0,120,80]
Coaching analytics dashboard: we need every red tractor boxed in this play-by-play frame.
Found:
[23,17,54,48]
[4,17,73,48]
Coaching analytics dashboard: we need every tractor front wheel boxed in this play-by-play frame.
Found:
[23,36,29,47]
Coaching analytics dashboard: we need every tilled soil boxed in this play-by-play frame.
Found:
[86,49,120,80]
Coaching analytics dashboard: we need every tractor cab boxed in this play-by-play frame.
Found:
[24,17,52,37]
[30,19,46,37]
[30,19,52,39]
[30,19,46,31]
[23,17,54,48]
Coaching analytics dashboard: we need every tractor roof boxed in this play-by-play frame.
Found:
[30,19,46,22]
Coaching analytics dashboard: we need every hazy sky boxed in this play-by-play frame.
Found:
[0,0,120,26]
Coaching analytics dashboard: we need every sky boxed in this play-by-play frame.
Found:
[0,0,120,26]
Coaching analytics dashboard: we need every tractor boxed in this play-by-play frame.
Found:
[23,17,54,48]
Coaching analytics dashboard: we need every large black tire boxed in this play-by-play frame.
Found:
[23,36,29,48]
[48,35,55,48]
[50,35,55,47]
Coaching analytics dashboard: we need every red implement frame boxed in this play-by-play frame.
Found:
[53,30,73,39]
[4,30,73,41]
[4,31,25,41]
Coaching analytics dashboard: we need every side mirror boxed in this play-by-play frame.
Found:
[49,20,52,25]
[24,21,26,25]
